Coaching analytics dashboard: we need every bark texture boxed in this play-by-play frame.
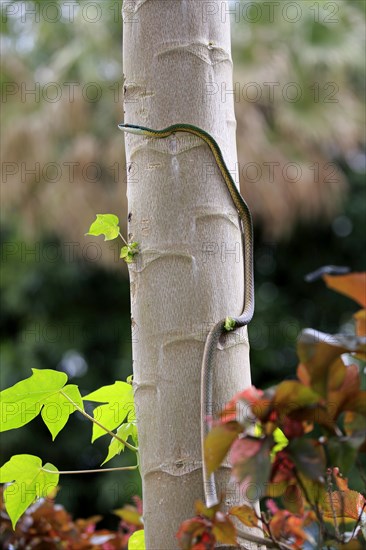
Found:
[122,1,257,547]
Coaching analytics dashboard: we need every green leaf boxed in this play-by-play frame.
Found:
[0,369,79,435]
[0,455,59,528]
[86,214,120,241]
[224,317,236,331]
[101,422,138,465]
[271,427,289,459]
[41,384,84,440]
[120,242,139,263]
[83,382,134,442]
[128,529,145,550]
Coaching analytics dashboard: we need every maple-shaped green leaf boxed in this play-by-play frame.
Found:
[41,384,84,440]
[0,455,59,528]
[120,242,139,263]
[83,382,134,442]
[86,214,120,241]
[102,422,138,465]
[128,529,145,550]
[0,369,82,438]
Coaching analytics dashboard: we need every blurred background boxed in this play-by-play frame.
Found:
[1,0,365,526]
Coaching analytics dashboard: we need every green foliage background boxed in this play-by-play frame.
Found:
[1,0,365,524]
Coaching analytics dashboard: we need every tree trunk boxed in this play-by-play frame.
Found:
[122,1,257,547]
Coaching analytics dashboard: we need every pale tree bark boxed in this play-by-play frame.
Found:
[122,1,259,548]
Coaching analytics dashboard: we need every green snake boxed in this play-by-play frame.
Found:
[119,123,254,508]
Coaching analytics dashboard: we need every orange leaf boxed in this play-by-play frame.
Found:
[327,364,362,419]
[273,381,320,416]
[270,510,312,547]
[354,309,366,337]
[323,272,366,307]
[176,517,215,550]
[297,332,348,397]
[204,421,242,477]
[323,490,366,522]
[113,505,143,527]
[194,500,219,520]
[212,515,237,545]
[229,505,258,527]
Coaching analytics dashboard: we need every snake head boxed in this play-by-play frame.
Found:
[118,123,146,135]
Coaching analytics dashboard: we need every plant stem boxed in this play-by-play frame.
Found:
[294,470,325,545]
[60,391,138,452]
[326,469,340,540]
[119,232,129,246]
[43,464,139,475]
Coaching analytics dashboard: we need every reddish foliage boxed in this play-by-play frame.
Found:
[271,451,296,485]
[0,488,140,550]
[178,272,366,549]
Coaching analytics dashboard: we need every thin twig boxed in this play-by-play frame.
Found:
[326,469,340,539]
[119,232,129,246]
[43,464,139,475]
[261,514,293,550]
[60,390,138,452]
[356,458,366,490]
[294,470,325,545]
[350,501,366,541]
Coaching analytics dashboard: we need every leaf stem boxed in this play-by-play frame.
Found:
[43,464,139,475]
[60,391,138,453]
[119,232,129,246]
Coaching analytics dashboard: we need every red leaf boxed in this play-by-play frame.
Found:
[221,386,266,423]
[270,510,315,548]
[176,517,215,550]
[230,436,272,498]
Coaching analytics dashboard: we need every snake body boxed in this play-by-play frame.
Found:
[119,123,254,507]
